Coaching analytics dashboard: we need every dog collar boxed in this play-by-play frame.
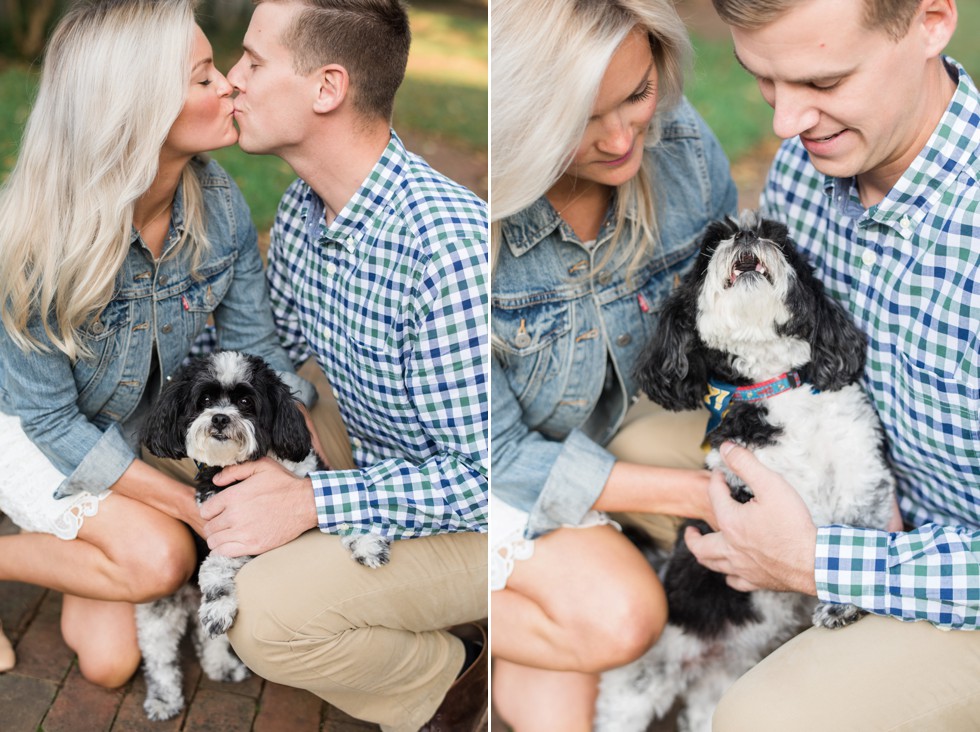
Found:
[703,371,811,436]
[193,459,220,482]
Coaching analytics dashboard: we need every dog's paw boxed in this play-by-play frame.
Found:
[144,692,184,721]
[812,601,866,629]
[201,649,250,683]
[199,598,238,639]
[342,534,390,568]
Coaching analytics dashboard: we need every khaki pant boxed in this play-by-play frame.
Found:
[603,397,980,731]
[147,360,488,731]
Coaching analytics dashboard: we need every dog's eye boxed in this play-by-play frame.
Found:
[201,395,212,407]
[238,397,252,409]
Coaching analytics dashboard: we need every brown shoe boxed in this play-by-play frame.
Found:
[420,623,487,731]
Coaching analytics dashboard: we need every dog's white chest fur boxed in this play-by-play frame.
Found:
[706,384,892,527]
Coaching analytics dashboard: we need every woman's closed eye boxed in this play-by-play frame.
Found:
[626,79,656,104]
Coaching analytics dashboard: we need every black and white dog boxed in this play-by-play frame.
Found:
[136,350,389,720]
[594,211,895,732]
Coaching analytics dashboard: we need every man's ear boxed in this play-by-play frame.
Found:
[313,64,349,114]
[917,0,956,57]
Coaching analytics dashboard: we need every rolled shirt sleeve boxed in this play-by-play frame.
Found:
[815,523,980,629]
[491,357,616,539]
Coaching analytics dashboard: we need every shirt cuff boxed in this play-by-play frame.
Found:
[310,468,363,535]
[814,525,890,605]
[52,424,135,499]
[525,428,616,539]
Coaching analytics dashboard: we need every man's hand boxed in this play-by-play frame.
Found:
[201,457,319,557]
[685,442,818,595]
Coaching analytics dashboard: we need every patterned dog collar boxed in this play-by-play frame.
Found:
[703,371,810,435]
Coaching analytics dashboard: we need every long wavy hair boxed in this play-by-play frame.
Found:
[491,0,691,274]
[0,0,208,361]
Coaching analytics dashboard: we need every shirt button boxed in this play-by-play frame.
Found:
[900,215,912,230]
[861,249,877,267]
[161,323,173,334]
[514,332,532,348]
[90,320,105,335]
[159,274,169,285]
[326,262,338,275]
[351,437,362,449]
[616,333,632,347]
[597,272,612,286]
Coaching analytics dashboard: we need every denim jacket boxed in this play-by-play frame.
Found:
[492,98,737,538]
[0,157,313,498]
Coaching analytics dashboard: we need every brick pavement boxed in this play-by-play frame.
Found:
[0,513,381,732]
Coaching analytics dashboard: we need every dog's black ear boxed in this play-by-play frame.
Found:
[634,285,709,411]
[808,292,867,391]
[141,361,198,459]
[252,359,313,463]
[781,251,867,391]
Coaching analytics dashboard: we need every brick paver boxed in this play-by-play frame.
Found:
[0,514,381,732]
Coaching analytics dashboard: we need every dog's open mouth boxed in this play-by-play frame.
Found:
[728,251,771,287]
[208,431,229,442]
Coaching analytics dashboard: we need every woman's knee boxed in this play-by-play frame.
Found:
[62,605,141,689]
[76,647,141,688]
[121,522,196,602]
[575,578,667,671]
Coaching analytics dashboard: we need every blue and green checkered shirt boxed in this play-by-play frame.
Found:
[761,57,980,629]
[266,131,488,539]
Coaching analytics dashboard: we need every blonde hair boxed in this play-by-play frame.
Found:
[711,0,922,40]
[0,0,208,360]
[491,0,691,272]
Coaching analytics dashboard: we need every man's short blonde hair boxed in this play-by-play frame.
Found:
[711,0,922,41]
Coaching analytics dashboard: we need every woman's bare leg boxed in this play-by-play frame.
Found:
[61,595,141,688]
[490,524,666,730]
[0,493,194,602]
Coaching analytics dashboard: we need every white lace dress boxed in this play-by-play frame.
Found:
[0,412,111,540]
[490,494,620,591]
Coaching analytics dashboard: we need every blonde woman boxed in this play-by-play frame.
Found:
[490,0,738,728]
[0,0,311,688]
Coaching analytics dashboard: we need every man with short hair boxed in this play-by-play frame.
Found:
[685,0,980,728]
[201,1,488,730]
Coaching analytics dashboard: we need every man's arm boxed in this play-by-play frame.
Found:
[688,442,980,630]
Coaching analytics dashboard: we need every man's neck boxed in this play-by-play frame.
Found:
[856,58,957,208]
[287,123,392,227]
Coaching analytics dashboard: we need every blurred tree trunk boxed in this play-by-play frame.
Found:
[7,0,56,60]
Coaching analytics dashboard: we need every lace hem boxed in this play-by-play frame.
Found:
[51,491,112,540]
[490,497,620,591]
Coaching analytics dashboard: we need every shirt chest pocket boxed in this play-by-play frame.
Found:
[183,261,234,314]
[75,298,132,401]
[493,301,571,413]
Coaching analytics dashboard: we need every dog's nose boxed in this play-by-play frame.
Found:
[211,414,230,429]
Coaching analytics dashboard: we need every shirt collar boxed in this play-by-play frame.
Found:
[822,57,979,238]
[304,129,407,253]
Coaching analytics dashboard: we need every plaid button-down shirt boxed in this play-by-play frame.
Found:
[761,58,980,629]
[266,131,488,539]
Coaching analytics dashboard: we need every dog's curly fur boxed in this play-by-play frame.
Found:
[135,350,389,720]
[594,212,896,732]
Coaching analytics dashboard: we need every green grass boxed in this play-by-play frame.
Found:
[685,16,980,162]
[0,1,486,233]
